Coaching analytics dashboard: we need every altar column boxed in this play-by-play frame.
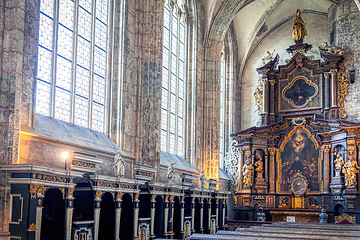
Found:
[268,148,276,193]
[323,145,331,193]
[330,69,338,119]
[223,199,228,229]
[200,198,204,233]
[269,80,276,122]
[150,194,156,239]
[191,198,195,233]
[324,72,331,110]
[94,190,102,240]
[238,148,244,192]
[133,193,140,239]
[262,79,269,115]
[115,193,122,240]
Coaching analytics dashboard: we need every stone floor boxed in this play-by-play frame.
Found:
[189,222,360,239]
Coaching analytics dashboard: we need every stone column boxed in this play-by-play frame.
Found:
[180,197,185,239]
[115,192,122,240]
[330,69,338,108]
[191,198,195,233]
[168,195,175,238]
[65,188,75,240]
[323,145,331,193]
[94,190,102,240]
[268,148,276,193]
[324,72,331,110]
[150,194,156,239]
[164,195,169,236]
[133,193,140,239]
[200,198,204,233]
[35,190,45,240]
[208,201,211,233]
[222,200,226,228]
[215,199,219,231]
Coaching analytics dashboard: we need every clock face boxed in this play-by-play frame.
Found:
[292,179,307,195]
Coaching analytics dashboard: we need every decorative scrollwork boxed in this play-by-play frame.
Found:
[337,64,349,119]
[224,139,240,195]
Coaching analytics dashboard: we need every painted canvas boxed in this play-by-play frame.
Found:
[280,128,319,192]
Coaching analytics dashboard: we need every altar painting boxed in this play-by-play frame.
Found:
[278,127,320,192]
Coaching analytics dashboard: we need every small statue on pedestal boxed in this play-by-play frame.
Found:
[292,9,307,43]
[254,154,264,179]
[200,170,207,188]
[334,151,344,177]
[343,156,360,187]
[114,151,126,177]
[167,162,176,183]
[242,158,254,188]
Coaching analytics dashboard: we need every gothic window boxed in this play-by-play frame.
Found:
[220,48,226,168]
[36,0,110,132]
[161,0,187,156]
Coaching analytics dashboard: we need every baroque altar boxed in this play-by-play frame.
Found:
[229,10,360,224]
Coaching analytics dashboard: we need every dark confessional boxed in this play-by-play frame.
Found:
[231,11,360,224]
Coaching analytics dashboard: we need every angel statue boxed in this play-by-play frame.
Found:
[343,156,360,187]
[114,151,126,177]
[200,170,207,188]
[167,162,177,183]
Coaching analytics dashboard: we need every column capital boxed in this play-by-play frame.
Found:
[67,188,75,197]
[134,192,140,201]
[322,145,331,152]
[331,69,338,74]
[268,148,276,156]
[151,194,156,201]
[95,190,102,199]
[117,192,123,200]
[268,80,276,86]
[324,72,331,78]
[169,195,174,202]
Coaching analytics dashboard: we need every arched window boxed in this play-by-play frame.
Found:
[161,0,187,156]
[220,47,226,168]
[36,0,110,132]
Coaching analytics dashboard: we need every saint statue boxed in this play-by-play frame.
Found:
[254,155,264,179]
[292,9,307,42]
[342,156,360,187]
[242,158,254,187]
[200,170,207,188]
[167,162,176,183]
[334,151,344,173]
[114,151,126,177]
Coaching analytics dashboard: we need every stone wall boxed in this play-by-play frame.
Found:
[329,0,360,122]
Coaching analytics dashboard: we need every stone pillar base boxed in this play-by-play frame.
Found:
[254,178,267,194]
[330,176,344,194]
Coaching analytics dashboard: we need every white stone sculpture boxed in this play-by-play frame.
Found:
[114,151,126,177]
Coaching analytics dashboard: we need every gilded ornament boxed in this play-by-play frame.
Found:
[261,50,275,65]
[319,42,344,55]
[254,76,263,117]
[337,64,350,118]
[95,190,102,199]
[67,188,74,196]
[29,223,36,230]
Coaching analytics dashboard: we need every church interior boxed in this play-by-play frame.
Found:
[2,0,360,239]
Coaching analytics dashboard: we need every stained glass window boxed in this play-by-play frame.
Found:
[161,0,187,156]
[36,0,110,132]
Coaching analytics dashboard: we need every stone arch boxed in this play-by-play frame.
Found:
[120,193,134,240]
[154,195,164,238]
[98,192,115,240]
[73,178,94,221]
[41,188,65,240]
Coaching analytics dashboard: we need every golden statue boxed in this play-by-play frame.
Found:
[342,156,360,187]
[292,9,307,42]
[254,155,264,179]
[242,158,254,187]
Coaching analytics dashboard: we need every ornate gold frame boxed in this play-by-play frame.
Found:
[276,125,323,194]
[281,75,319,109]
